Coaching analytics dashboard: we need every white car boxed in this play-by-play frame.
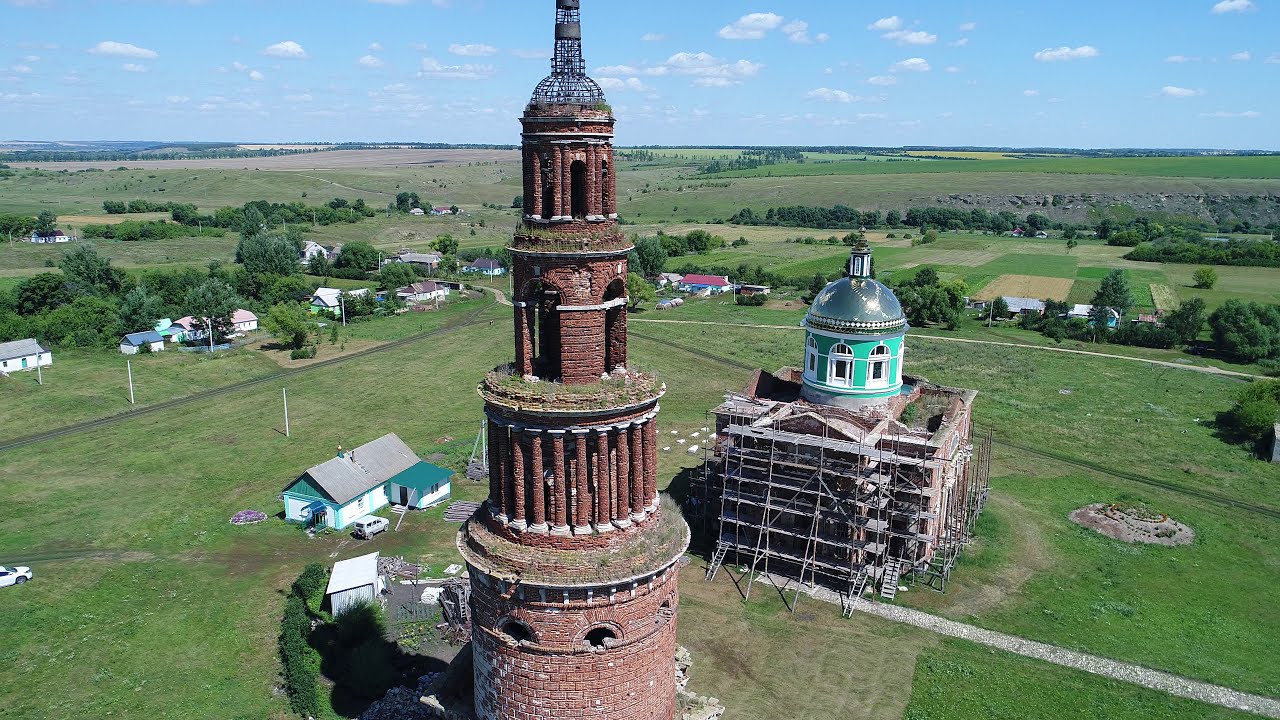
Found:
[0,566,32,587]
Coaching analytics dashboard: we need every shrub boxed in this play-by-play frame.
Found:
[290,345,317,360]
[279,595,321,718]
[291,563,327,607]
[735,293,767,306]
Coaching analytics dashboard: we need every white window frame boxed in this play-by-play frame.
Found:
[828,343,854,388]
[806,336,817,375]
[867,344,891,389]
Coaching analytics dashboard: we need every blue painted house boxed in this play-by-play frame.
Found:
[282,433,452,530]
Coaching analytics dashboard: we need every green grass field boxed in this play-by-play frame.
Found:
[700,155,1280,180]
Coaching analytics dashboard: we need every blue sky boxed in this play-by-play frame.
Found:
[2,0,1277,148]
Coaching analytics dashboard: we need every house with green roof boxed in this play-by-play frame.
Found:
[281,433,452,530]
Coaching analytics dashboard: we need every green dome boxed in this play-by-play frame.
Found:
[805,277,907,334]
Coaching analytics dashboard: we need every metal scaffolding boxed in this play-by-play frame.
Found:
[697,396,991,614]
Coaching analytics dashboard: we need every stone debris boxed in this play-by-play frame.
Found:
[379,556,422,580]
[360,673,442,720]
[676,645,726,720]
[444,501,482,523]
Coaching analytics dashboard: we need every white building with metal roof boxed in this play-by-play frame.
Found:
[0,339,51,375]
[326,552,385,615]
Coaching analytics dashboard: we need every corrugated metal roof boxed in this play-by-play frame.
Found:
[327,552,380,595]
[0,338,47,362]
[122,330,164,345]
[297,433,421,505]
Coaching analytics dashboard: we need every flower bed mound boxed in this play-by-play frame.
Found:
[1069,503,1194,546]
[231,510,268,526]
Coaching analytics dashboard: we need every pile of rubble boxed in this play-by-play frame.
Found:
[676,646,726,720]
[378,556,422,580]
[359,673,441,720]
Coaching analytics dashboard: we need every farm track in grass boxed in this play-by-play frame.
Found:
[632,327,1280,521]
[0,299,497,453]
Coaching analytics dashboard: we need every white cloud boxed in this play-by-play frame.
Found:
[949,38,969,47]
[1023,89,1040,96]
[368,42,384,51]
[448,43,498,57]
[285,93,313,103]
[596,76,650,92]
[1161,85,1204,97]
[944,66,961,73]
[1230,51,1251,61]
[867,75,897,86]
[1199,110,1260,118]
[958,22,977,31]
[166,95,189,104]
[883,30,937,45]
[121,63,147,73]
[22,55,40,63]
[263,41,307,59]
[659,52,763,86]
[891,57,930,72]
[11,64,32,73]
[88,41,157,59]
[232,61,248,72]
[641,33,665,42]
[867,16,902,32]
[248,70,264,81]
[358,55,384,68]
[1211,0,1254,13]
[418,57,495,80]
[782,20,827,44]
[807,87,858,103]
[718,12,784,40]
[1165,55,1198,63]
[1034,45,1100,62]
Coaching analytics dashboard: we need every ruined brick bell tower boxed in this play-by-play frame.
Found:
[457,2,691,718]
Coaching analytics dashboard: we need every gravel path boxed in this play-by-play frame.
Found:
[756,574,1280,717]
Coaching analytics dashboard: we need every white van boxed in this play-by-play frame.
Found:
[352,516,389,539]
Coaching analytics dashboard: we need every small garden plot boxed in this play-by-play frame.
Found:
[1149,284,1180,313]
[974,274,1074,301]
[1069,503,1194,546]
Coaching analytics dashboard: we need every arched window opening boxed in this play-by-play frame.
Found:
[533,284,563,380]
[656,599,675,626]
[601,161,610,213]
[571,160,588,219]
[868,344,891,387]
[584,626,618,650]
[604,278,626,372]
[499,618,535,645]
[541,155,556,219]
[806,336,817,374]
[829,343,854,388]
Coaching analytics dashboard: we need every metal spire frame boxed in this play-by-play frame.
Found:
[530,0,607,107]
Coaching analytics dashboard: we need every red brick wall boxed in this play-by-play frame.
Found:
[470,562,681,720]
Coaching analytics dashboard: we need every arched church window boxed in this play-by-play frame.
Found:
[571,160,588,219]
[806,336,817,374]
[868,344,891,388]
[829,343,854,388]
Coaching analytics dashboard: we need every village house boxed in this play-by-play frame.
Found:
[430,206,456,216]
[299,240,328,265]
[462,258,506,276]
[0,338,51,374]
[1068,303,1121,328]
[679,273,732,296]
[739,284,772,297]
[29,230,72,244]
[409,207,426,216]
[1002,296,1046,316]
[119,330,165,355]
[657,272,684,289]
[396,251,442,272]
[231,309,259,333]
[281,433,453,530]
[396,280,450,304]
[309,288,369,317]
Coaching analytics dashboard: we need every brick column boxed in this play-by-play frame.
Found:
[587,145,602,217]
[496,425,512,522]
[560,147,574,218]
[614,426,631,528]
[529,431,547,531]
[530,150,544,218]
[486,420,501,516]
[510,430,527,530]
[514,304,533,376]
[644,419,658,511]
[630,422,645,521]
[573,430,591,534]
[551,145,564,219]
[550,431,569,534]
[522,148,533,215]
[595,431,612,530]
[603,146,616,216]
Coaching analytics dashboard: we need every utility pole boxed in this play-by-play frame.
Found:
[283,388,290,437]
[36,354,43,386]
[341,293,347,326]
[127,359,135,405]
[987,302,993,329]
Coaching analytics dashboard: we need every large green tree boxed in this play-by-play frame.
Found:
[34,210,57,234]
[1209,300,1280,362]
[237,233,300,279]
[60,245,126,295]
[262,302,315,350]
[15,273,74,315]
[626,272,655,309]
[378,263,416,291]
[1164,298,1207,345]
[118,286,165,333]
[630,236,669,278]
[0,212,37,240]
[184,279,241,344]
[335,241,379,271]
[1092,269,1135,317]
